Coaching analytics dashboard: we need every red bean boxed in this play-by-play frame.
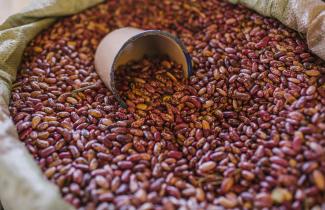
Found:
[9,0,325,209]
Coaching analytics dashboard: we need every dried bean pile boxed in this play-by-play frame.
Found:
[9,0,325,209]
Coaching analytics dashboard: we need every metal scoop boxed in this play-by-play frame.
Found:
[94,27,192,108]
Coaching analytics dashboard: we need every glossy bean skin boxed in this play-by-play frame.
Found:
[9,0,325,209]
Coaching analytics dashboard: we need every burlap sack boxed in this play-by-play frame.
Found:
[0,0,323,210]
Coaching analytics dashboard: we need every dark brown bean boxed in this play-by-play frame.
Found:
[39,146,55,158]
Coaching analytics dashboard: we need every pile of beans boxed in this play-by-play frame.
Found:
[9,0,325,209]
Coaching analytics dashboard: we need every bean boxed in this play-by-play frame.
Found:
[220,177,234,194]
[313,170,325,191]
[39,146,55,158]
[271,188,292,203]
[198,161,216,173]
[9,1,325,209]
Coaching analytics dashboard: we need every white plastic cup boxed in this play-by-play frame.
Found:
[95,27,192,107]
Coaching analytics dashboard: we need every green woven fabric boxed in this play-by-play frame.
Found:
[0,1,103,210]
